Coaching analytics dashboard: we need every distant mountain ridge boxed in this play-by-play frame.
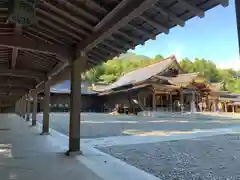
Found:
[117,52,151,61]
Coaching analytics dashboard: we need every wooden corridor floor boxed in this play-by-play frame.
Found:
[0,114,103,180]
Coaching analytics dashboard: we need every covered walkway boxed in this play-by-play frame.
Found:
[0,114,102,180]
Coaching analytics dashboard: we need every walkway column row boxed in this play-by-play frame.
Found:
[14,52,86,156]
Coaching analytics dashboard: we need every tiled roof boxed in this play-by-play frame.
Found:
[98,84,150,96]
[155,72,200,86]
[102,55,177,91]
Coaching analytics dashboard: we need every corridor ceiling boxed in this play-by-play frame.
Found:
[0,0,230,107]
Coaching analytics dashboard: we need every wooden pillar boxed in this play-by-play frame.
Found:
[66,52,86,155]
[21,97,24,117]
[180,89,184,112]
[41,81,50,135]
[206,93,209,111]
[232,104,235,113]
[26,94,31,121]
[169,92,173,112]
[15,100,19,115]
[213,100,217,112]
[20,97,24,117]
[24,95,27,118]
[152,92,156,110]
[23,96,26,117]
[191,89,196,112]
[32,91,38,126]
[166,93,169,112]
[127,92,133,113]
[224,102,228,112]
[143,97,146,107]
[19,98,21,117]
[160,95,163,107]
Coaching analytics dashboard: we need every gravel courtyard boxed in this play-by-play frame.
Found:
[37,112,240,138]
[98,133,240,180]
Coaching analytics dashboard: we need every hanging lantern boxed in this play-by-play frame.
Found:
[7,0,37,25]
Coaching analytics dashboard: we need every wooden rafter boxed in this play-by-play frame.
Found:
[177,0,205,18]
[11,24,22,69]
[0,35,72,61]
[76,0,161,53]
[0,68,46,80]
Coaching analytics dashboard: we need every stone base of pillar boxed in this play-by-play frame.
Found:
[31,122,36,127]
[26,117,30,121]
[65,150,82,157]
[40,132,50,135]
[67,137,81,156]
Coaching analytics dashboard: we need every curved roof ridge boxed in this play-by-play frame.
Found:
[102,55,178,91]
[119,55,176,78]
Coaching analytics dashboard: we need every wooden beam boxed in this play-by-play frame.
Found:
[94,0,130,30]
[11,24,22,69]
[154,5,185,27]
[34,66,71,93]
[0,104,14,108]
[11,48,18,69]
[76,0,161,53]
[47,61,67,77]
[0,35,72,61]
[177,0,205,18]
[0,79,35,89]
[216,0,229,7]
[0,87,28,94]
[140,16,169,34]
[0,68,46,80]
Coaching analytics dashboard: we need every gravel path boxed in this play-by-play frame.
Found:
[35,113,240,138]
[98,134,240,180]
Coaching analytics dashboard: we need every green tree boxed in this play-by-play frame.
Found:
[83,53,164,84]
[154,54,164,61]
[179,58,194,72]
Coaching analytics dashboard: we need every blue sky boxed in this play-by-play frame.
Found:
[129,1,239,69]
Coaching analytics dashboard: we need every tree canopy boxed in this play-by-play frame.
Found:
[82,53,240,93]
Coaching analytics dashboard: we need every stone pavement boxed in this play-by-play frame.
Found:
[0,114,103,180]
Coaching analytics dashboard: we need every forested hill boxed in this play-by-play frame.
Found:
[82,53,240,93]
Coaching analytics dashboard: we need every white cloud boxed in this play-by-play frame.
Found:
[216,55,240,70]
[166,42,184,61]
